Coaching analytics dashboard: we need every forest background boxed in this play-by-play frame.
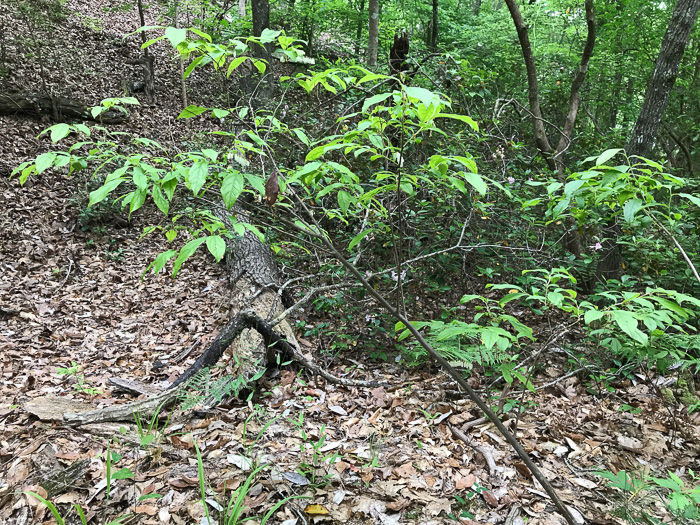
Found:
[1,0,700,524]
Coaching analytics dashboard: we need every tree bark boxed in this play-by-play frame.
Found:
[431,0,439,52]
[504,0,554,168]
[367,0,379,67]
[173,0,188,109]
[472,0,481,16]
[554,0,595,161]
[597,0,700,282]
[625,0,700,158]
[504,0,596,275]
[251,0,271,58]
[239,0,246,17]
[355,0,365,56]
[136,0,155,102]
[0,92,128,123]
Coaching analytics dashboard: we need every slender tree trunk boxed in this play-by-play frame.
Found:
[367,0,379,66]
[504,0,554,167]
[251,0,270,58]
[173,0,188,108]
[136,0,155,102]
[355,0,365,56]
[239,0,246,17]
[505,0,596,271]
[596,0,700,282]
[625,0,700,158]
[472,0,481,16]
[431,0,439,52]
[553,0,595,159]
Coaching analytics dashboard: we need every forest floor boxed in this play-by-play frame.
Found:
[1,1,700,524]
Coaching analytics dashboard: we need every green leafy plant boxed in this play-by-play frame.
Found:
[131,400,174,448]
[597,469,700,523]
[56,361,102,396]
[286,412,340,487]
[193,440,307,524]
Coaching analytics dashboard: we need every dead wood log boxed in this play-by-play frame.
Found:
[0,92,128,123]
[63,309,382,425]
[63,201,383,426]
[40,459,90,498]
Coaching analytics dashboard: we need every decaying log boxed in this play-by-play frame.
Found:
[40,459,91,498]
[63,309,382,425]
[0,92,128,123]
[62,200,383,426]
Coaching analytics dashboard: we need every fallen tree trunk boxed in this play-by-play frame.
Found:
[64,202,379,425]
[0,92,128,123]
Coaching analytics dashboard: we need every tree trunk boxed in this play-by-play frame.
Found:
[431,0,439,52]
[504,0,597,280]
[472,0,481,16]
[625,0,700,158]
[173,0,188,109]
[239,0,246,17]
[251,0,271,58]
[367,0,379,67]
[355,0,365,56]
[0,92,128,123]
[504,0,554,168]
[136,0,155,102]
[596,0,700,283]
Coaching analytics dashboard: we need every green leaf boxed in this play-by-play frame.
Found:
[184,56,203,78]
[243,223,265,243]
[259,28,281,42]
[129,188,147,215]
[584,309,605,325]
[453,156,478,173]
[292,128,310,146]
[165,230,177,242]
[188,161,208,195]
[679,193,700,208]
[133,166,148,190]
[244,173,266,195]
[437,114,478,131]
[463,172,487,196]
[24,492,65,525]
[221,171,244,209]
[337,190,352,214]
[111,468,134,480]
[460,294,484,304]
[357,72,389,84]
[404,86,440,108]
[35,152,57,174]
[206,235,226,262]
[145,249,177,276]
[227,56,247,77]
[596,148,624,166]
[610,310,648,345]
[49,123,71,143]
[89,179,125,207]
[172,237,207,277]
[564,179,585,196]
[348,228,373,250]
[151,185,169,215]
[623,199,643,223]
[178,105,208,119]
[164,26,187,48]
[306,144,327,162]
[287,161,323,183]
[212,108,230,119]
[362,92,392,113]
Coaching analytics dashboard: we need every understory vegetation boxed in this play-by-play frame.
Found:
[4,0,700,523]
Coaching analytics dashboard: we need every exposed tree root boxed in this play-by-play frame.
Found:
[63,309,384,425]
